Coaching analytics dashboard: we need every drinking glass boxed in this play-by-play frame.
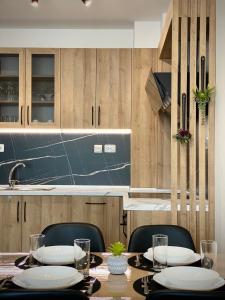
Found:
[200,240,217,269]
[29,234,45,264]
[152,234,168,272]
[74,239,90,278]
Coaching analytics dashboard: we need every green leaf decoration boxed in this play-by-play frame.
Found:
[108,241,126,256]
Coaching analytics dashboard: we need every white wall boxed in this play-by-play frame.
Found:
[215,0,225,252]
[0,21,162,48]
[0,28,133,48]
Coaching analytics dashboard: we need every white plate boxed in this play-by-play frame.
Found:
[143,246,200,266]
[33,245,85,265]
[153,266,224,291]
[12,266,84,290]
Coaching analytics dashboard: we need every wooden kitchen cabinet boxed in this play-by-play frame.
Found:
[0,196,22,252]
[0,48,60,128]
[61,48,131,129]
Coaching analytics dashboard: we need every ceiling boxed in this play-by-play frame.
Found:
[0,0,170,29]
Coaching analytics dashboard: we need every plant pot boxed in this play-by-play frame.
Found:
[107,254,128,274]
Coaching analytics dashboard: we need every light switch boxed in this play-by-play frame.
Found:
[94,144,102,153]
[104,144,116,153]
[0,144,4,153]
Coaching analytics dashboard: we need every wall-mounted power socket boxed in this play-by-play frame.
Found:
[0,144,4,153]
[104,144,116,153]
[94,144,103,153]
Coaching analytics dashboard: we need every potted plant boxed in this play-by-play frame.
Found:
[193,86,215,124]
[175,128,192,144]
[107,242,128,274]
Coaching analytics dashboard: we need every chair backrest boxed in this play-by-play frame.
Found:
[128,225,196,252]
[146,290,225,300]
[42,222,105,252]
[0,290,88,300]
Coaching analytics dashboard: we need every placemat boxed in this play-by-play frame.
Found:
[15,254,103,270]
[0,275,101,295]
[128,254,201,272]
[133,275,225,297]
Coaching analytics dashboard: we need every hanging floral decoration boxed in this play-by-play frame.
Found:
[175,128,192,144]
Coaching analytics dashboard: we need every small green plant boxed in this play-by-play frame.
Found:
[193,86,215,124]
[108,241,126,256]
[174,128,192,144]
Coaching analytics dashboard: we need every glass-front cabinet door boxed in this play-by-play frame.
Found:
[26,49,60,127]
[0,49,25,127]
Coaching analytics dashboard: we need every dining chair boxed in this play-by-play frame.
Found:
[145,289,225,299]
[42,222,106,252]
[128,225,196,252]
[0,290,89,300]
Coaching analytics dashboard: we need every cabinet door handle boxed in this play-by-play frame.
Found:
[85,202,106,205]
[24,201,26,222]
[92,106,94,126]
[17,201,20,223]
[27,106,30,125]
[20,106,23,125]
[98,106,101,126]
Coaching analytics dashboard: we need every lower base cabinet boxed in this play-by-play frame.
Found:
[0,195,124,252]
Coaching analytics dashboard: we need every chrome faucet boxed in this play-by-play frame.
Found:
[8,162,26,189]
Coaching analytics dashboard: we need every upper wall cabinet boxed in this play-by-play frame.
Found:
[0,48,25,127]
[0,48,60,128]
[26,49,60,128]
[61,48,132,129]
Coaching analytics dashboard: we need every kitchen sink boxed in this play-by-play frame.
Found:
[0,186,55,191]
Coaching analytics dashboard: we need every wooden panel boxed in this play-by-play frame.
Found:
[189,0,198,245]
[61,49,96,128]
[96,49,131,129]
[208,0,216,240]
[170,0,179,224]
[198,0,207,242]
[0,48,25,128]
[71,196,121,248]
[158,1,173,60]
[21,196,71,251]
[131,49,171,189]
[0,196,22,252]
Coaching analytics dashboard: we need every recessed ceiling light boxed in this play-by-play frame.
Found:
[81,0,92,7]
[31,0,39,8]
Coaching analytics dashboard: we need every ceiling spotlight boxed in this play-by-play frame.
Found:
[31,0,39,8]
[81,0,92,7]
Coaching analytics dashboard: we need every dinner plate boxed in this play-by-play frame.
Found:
[12,266,84,290]
[143,246,200,266]
[32,245,85,265]
[153,266,225,291]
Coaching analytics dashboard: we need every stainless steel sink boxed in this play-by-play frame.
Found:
[0,186,55,191]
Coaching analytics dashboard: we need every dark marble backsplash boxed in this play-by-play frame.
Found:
[0,132,130,185]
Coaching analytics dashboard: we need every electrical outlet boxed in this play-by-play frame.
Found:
[94,144,102,153]
[104,144,116,153]
[0,144,4,153]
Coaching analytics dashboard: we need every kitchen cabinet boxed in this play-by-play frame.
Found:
[61,48,131,129]
[0,48,60,128]
[0,195,123,252]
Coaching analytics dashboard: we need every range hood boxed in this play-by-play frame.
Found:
[145,69,171,114]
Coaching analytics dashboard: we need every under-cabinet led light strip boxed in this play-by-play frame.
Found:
[0,128,131,134]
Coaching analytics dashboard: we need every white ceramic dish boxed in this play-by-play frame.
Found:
[143,246,200,266]
[153,266,224,291]
[32,245,85,265]
[12,266,83,290]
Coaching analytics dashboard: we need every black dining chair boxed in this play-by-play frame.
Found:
[145,290,225,300]
[42,222,105,252]
[0,290,89,300]
[128,225,196,252]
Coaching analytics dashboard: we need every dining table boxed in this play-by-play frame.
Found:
[0,252,225,299]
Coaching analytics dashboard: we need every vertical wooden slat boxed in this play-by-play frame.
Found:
[189,0,198,246]
[208,0,216,240]
[180,0,188,228]
[198,0,207,242]
[171,0,179,224]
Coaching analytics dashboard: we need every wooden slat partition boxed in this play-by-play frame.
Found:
[169,0,216,247]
